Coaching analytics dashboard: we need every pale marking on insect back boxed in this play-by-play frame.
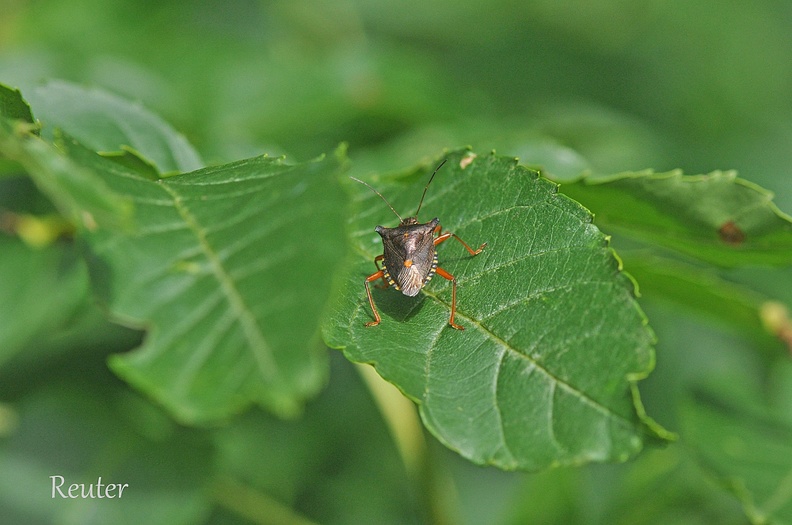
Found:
[400,264,425,296]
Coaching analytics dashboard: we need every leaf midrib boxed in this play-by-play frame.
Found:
[158,181,278,381]
[420,285,639,430]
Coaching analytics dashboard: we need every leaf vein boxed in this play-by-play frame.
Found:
[420,288,638,430]
[158,182,279,381]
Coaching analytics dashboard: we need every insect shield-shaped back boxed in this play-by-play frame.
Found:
[353,159,487,330]
[376,217,439,296]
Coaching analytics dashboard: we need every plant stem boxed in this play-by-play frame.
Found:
[356,363,460,525]
[213,476,319,525]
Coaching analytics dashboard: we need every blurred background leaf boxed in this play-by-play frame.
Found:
[24,80,203,174]
[0,84,33,124]
[0,115,134,232]
[1,0,789,210]
[560,170,792,266]
[0,238,87,366]
[2,0,792,523]
[681,370,792,524]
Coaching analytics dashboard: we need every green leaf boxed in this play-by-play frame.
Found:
[55,139,348,422]
[0,238,89,366]
[623,252,771,337]
[0,83,35,177]
[0,83,34,125]
[324,150,667,471]
[0,117,134,231]
[560,170,792,267]
[1,82,348,422]
[211,355,425,525]
[683,378,792,525]
[23,80,202,174]
[0,382,212,525]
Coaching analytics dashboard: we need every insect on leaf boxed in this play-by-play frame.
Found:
[324,150,669,470]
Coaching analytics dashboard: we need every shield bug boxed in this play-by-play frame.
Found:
[351,159,486,330]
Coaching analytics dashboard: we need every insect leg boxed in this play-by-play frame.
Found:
[433,224,487,255]
[435,267,464,330]
[373,254,390,288]
[364,270,385,327]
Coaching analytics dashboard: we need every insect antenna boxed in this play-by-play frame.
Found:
[415,158,447,217]
[350,176,403,222]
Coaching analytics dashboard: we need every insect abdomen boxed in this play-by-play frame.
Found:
[382,252,438,297]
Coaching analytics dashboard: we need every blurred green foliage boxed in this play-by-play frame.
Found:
[2,0,792,524]
[0,0,790,203]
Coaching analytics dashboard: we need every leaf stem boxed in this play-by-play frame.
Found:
[212,476,318,525]
[355,363,460,525]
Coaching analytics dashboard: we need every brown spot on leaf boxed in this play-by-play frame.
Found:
[718,221,745,245]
